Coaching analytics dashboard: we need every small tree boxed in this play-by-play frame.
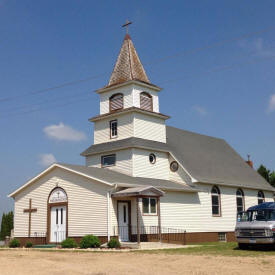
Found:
[269,171,275,188]
[0,211,14,241]
[257,165,270,183]
[0,213,6,240]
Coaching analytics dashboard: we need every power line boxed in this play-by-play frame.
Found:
[0,73,106,103]
[146,25,275,65]
[0,93,94,119]
[7,40,275,114]
[160,46,275,84]
[1,25,275,105]
[2,90,93,113]
[3,51,275,120]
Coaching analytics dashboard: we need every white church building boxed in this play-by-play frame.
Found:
[8,32,275,246]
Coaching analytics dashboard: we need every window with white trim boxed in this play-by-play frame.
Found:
[110,120,117,138]
[211,186,221,216]
[258,191,265,205]
[236,189,244,213]
[142,197,157,214]
[101,154,116,167]
[218,232,226,242]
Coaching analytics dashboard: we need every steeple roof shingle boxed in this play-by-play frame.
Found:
[108,34,150,87]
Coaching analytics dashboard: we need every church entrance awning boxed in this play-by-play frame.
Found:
[112,186,164,245]
[111,186,164,198]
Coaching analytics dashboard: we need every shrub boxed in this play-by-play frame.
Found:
[25,241,33,248]
[9,238,20,248]
[80,235,100,249]
[107,238,120,249]
[61,238,78,249]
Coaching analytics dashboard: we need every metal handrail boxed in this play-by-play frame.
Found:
[113,226,186,244]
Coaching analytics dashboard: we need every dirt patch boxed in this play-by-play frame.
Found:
[0,250,275,275]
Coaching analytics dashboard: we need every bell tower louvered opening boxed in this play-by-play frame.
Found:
[110,93,123,112]
[140,92,152,111]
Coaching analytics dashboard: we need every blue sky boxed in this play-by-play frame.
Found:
[1,0,275,216]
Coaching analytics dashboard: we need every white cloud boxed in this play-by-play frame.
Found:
[43,122,87,141]
[238,38,275,57]
[193,105,208,116]
[267,94,275,113]
[39,154,56,167]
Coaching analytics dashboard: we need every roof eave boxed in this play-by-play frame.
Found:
[115,182,200,192]
[195,179,275,192]
[95,80,162,94]
[8,163,114,198]
[89,107,170,122]
[80,143,170,157]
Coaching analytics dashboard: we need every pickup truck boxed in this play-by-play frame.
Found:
[235,202,275,249]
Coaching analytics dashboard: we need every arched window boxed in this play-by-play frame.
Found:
[48,187,68,204]
[236,189,244,213]
[211,186,221,216]
[140,92,152,111]
[110,93,123,112]
[258,191,265,205]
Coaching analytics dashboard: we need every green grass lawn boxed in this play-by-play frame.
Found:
[138,242,275,257]
[1,242,275,257]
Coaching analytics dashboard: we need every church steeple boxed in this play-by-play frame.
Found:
[108,33,150,87]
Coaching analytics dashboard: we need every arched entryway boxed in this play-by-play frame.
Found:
[47,187,68,243]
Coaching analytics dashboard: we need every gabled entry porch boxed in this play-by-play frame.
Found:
[112,186,164,244]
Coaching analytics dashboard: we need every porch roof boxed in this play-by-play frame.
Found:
[111,186,164,197]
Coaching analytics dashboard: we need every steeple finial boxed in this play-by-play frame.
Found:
[122,19,132,34]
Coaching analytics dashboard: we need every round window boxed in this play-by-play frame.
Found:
[170,161,178,172]
[149,153,156,164]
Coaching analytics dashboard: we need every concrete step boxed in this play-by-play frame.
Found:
[120,242,187,250]
[33,244,57,248]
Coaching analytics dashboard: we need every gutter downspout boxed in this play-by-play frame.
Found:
[107,191,111,242]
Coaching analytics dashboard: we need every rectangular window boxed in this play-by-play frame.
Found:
[142,198,157,215]
[142,198,149,214]
[110,120,118,138]
[218,232,226,242]
[236,197,243,213]
[212,195,220,216]
[101,154,116,167]
[61,208,63,225]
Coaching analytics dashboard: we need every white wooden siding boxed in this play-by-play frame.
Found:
[100,85,133,114]
[133,113,166,142]
[135,184,274,232]
[94,113,134,144]
[14,168,110,237]
[132,148,169,179]
[94,112,166,144]
[86,149,133,176]
[132,85,160,113]
[99,84,161,115]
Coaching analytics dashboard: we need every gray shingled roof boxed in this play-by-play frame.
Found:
[112,186,165,197]
[166,126,275,192]
[59,163,199,192]
[81,137,169,156]
[81,126,274,192]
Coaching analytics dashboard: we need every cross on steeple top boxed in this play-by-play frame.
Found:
[122,19,132,34]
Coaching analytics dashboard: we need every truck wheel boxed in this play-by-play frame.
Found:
[238,243,248,250]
